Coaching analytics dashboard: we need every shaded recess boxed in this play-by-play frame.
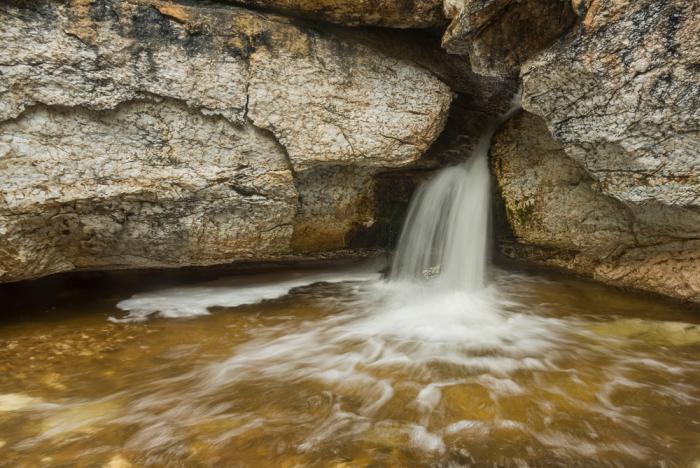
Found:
[219,0,448,28]
[442,0,578,76]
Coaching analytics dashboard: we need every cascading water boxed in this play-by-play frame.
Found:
[391,94,522,290]
[390,144,492,290]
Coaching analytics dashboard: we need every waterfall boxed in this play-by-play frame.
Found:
[391,93,522,290]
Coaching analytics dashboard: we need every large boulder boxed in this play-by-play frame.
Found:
[522,0,700,208]
[0,99,297,282]
[323,26,520,116]
[491,112,700,303]
[502,0,700,301]
[1,0,451,171]
[0,0,453,283]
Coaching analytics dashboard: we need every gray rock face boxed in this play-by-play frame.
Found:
[522,0,700,207]
[323,26,520,116]
[1,0,451,172]
[0,99,296,282]
[495,0,700,301]
[441,0,577,76]
[0,0,454,283]
[492,112,700,303]
[291,166,376,252]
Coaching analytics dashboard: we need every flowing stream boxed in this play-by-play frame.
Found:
[2,102,700,466]
[2,263,700,467]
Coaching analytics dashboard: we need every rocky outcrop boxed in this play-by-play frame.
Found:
[0,99,297,282]
[230,0,447,28]
[0,0,455,283]
[441,0,578,76]
[521,0,700,208]
[491,0,700,301]
[291,166,376,252]
[491,112,700,303]
[1,0,451,171]
[323,26,520,116]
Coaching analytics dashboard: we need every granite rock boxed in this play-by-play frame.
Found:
[229,0,447,28]
[522,0,700,207]
[442,0,577,76]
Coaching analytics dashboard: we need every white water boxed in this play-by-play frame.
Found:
[111,267,383,322]
[391,96,522,290]
[101,267,682,464]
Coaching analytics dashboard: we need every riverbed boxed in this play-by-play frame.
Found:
[1,260,699,467]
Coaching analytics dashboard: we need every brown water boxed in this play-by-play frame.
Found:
[1,260,700,468]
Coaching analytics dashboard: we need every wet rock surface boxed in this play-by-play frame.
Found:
[1,0,695,304]
[491,111,700,303]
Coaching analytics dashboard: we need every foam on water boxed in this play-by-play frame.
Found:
[5,264,700,465]
[112,269,383,322]
[82,269,693,464]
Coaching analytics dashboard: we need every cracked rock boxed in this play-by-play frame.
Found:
[0,0,453,282]
[522,0,700,207]
[230,0,447,28]
[491,112,700,303]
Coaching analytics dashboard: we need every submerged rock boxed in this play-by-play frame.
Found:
[104,455,133,468]
[0,394,37,412]
[422,266,441,280]
[41,401,120,435]
[587,318,700,347]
